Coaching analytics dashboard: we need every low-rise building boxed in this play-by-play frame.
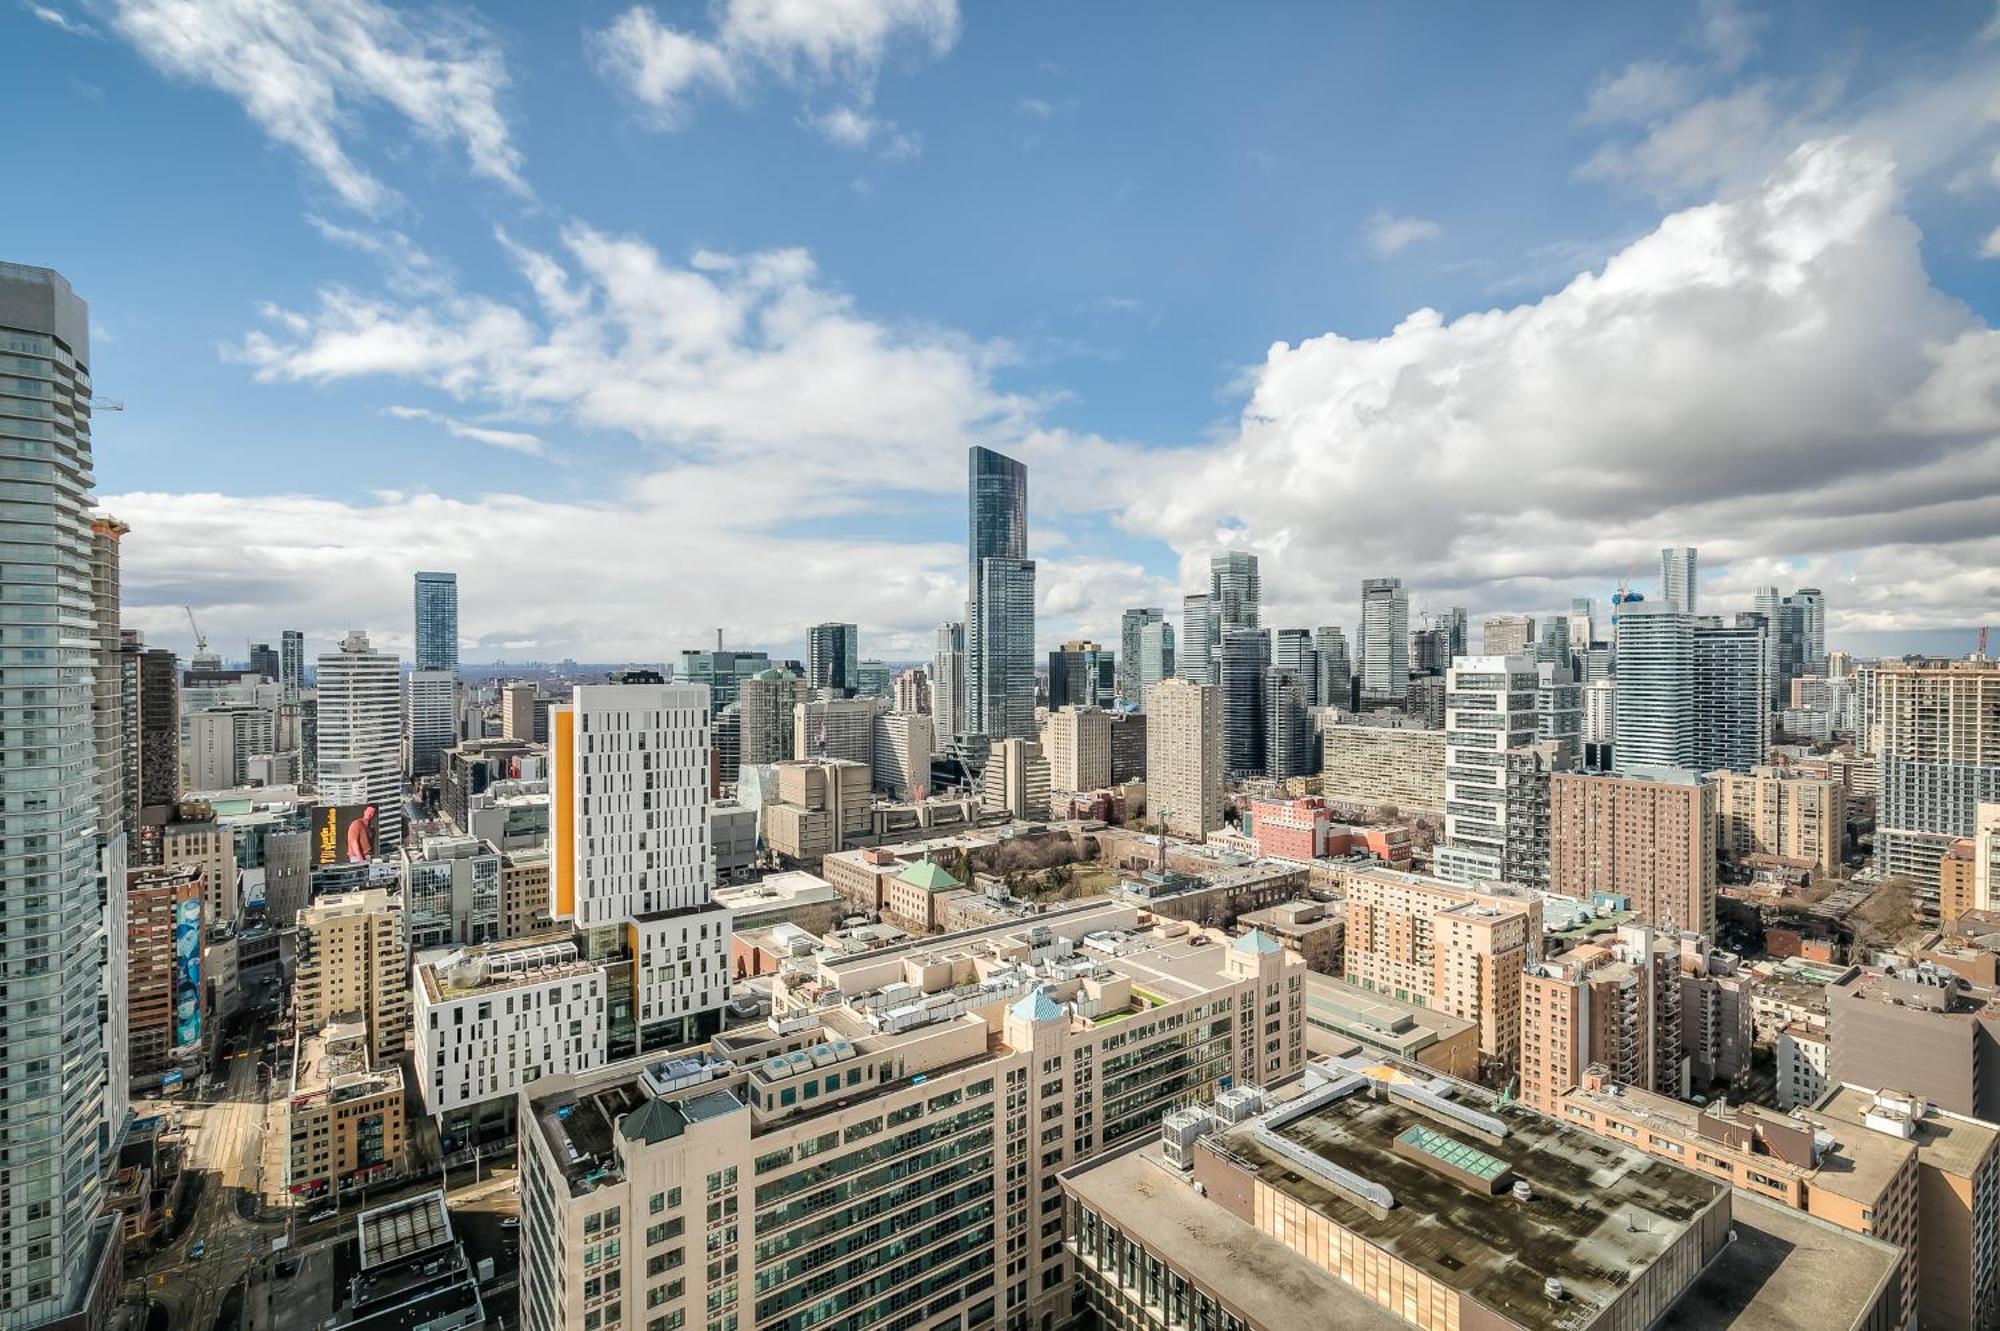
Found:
[879,857,964,934]
[499,845,552,940]
[127,865,207,1077]
[285,1019,407,1200]
[333,1191,486,1331]
[1235,899,1344,973]
[712,870,842,936]
[1318,721,1445,818]
[1777,1023,1829,1109]
[1300,972,1479,1078]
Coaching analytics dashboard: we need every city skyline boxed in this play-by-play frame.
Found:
[10,3,2000,666]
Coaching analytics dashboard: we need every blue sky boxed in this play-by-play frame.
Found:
[7,0,1998,663]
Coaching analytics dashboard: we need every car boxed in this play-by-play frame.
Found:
[499,1217,519,1229]
[188,1240,205,1261]
[307,1206,337,1223]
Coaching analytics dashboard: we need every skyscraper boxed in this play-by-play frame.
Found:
[1659,546,1698,613]
[738,667,803,766]
[1692,615,1772,773]
[1873,660,2000,897]
[88,517,129,1168]
[1611,601,1695,771]
[1219,628,1271,777]
[1180,593,1214,684]
[675,646,770,711]
[1272,627,1318,707]
[550,679,730,1050]
[1436,654,1544,886]
[965,446,1035,739]
[1146,678,1223,838]
[1482,614,1536,656]
[807,621,859,698]
[248,640,280,680]
[1568,597,1598,652]
[1135,619,1176,698]
[1358,577,1409,703]
[317,630,404,849]
[1264,668,1312,779]
[280,628,305,700]
[1209,551,1261,634]
[1118,608,1165,706]
[0,261,119,1326]
[1314,625,1352,710]
[406,668,457,777]
[1048,640,1114,710]
[1793,587,1826,674]
[413,570,458,671]
[930,619,965,740]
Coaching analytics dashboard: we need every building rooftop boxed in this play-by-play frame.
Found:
[356,1190,452,1271]
[1816,1084,2000,1181]
[714,870,837,911]
[1205,1057,1726,1329]
[1301,974,1474,1057]
[291,1020,397,1108]
[1653,1190,1901,1331]
[415,929,600,1001]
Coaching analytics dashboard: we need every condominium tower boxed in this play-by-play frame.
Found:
[964,446,1035,739]
[1659,545,1698,613]
[1147,678,1223,837]
[413,570,459,671]
[806,622,859,699]
[1358,576,1409,703]
[1118,607,1165,707]
[317,630,405,850]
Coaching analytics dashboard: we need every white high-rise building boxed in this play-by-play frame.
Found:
[1436,655,1541,884]
[1045,705,1112,793]
[1659,546,1698,613]
[870,710,932,801]
[1611,602,1694,772]
[1147,678,1223,838]
[1180,593,1215,684]
[930,619,965,741]
[1584,678,1617,745]
[406,668,457,778]
[550,679,730,1050]
[793,696,878,774]
[1359,577,1410,703]
[316,630,405,850]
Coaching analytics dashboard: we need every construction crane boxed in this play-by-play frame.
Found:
[183,605,207,657]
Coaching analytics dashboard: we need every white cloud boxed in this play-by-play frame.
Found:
[1696,0,1766,73]
[1017,97,1053,119]
[382,405,546,457]
[1123,140,2000,641]
[1984,225,2000,258]
[1580,60,1695,126]
[590,0,956,153]
[1366,212,1443,256]
[28,3,96,36]
[101,0,525,213]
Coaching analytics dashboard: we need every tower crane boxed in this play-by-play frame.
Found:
[184,605,208,657]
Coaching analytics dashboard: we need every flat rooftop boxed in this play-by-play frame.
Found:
[1654,1190,1900,1331]
[1816,1084,2000,1181]
[416,929,598,1001]
[1302,973,1473,1050]
[357,1190,452,1270]
[1209,1061,1726,1328]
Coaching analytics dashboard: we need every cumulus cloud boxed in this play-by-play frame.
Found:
[101,0,525,213]
[1123,139,2000,640]
[1366,212,1443,256]
[591,0,955,153]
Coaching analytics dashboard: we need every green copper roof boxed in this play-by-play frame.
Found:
[896,859,961,892]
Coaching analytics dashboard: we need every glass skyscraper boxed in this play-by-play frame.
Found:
[0,262,119,1327]
[807,622,859,698]
[965,446,1035,739]
[413,570,459,671]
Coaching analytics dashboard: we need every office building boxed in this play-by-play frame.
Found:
[1711,765,1841,876]
[1061,1054,1847,1331]
[1436,654,1541,886]
[979,736,1051,819]
[855,658,891,699]
[247,640,278,681]
[1519,924,1685,1113]
[1533,614,1570,671]
[1314,624,1351,710]
[1659,545,1698,613]
[126,865,206,1077]
[763,759,871,866]
[550,680,731,1052]
[1271,627,1317,707]
[1567,596,1597,652]
[1341,867,1536,1066]
[1146,678,1223,838]
[1794,587,1826,673]
[295,890,411,1065]
[1209,549,1261,636]
[1218,627,1270,777]
[1300,972,1478,1075]
[280,629,304,699]
[1107,709,1147,784]
[1119,607,1165,706]
[406,667,457,778]
[792,695,878,773]
[518,900,1304,1331]
[1826,966,2000,1121]
[869,710,931,801]
[1358,576,1409,703]
[1550,768,1717,937]
[1134,618,1175,699]
[1319,719,1446,817]
[317,630,405,850]
[1409,622,1451,676]
[930,619,965,741]
[806,621,859,698]
[1179,592,1214,684]
[1873,660,2000,896]
[402,832,503,948]
[0,261,120,1327]
[891,666,928,715]
[413,570,459,671]
[965,445,1036,739]
[1045,705,1112,793]
[162,807,237,932]
[187,702,278,789]
[674,647,769,711]
[1481,613,1536,656]
[1047,639,1114,711]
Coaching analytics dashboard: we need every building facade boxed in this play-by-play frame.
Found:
[1550,768,1717,938]
[965,446,1036,740]
[1146,678,1222,838]
[316,630,405,850]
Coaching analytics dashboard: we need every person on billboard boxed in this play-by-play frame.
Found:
[346,803,377,863]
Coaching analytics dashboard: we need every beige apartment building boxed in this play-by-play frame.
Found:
[1043,705,1112,794]
[1339,866,1536,1068]
[1550,767,1717,938]
[285,1019,407,1201]
[295,890,411,1065]
[1710,765,1841,876]
[1519,925,1685,1115]
[1317,721,1445,818]
[500,844,553,940]
[162,808,237,929]
[1145,678,1222,838]
[517,899,1305,1331]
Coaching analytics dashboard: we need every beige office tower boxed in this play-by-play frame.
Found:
[763,758,871,865]
[1550,767,1717,938]
[1043,705,1112,793]
[979,736,1051,819]
[1518,924,1686,1115]
[1340,866,1537,1069]
[1710,764,1841,876]
[1481,613,1536,656]
[294,889,411,1064]
[1145,678,1222,837]
[1874,659,2000,896]
[517,900,1305,1331]
[502,681,537,741]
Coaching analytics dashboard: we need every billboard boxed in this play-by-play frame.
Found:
[172,891,202,1048]
[315,803,381,866]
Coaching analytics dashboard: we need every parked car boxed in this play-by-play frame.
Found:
[499,1217,519,1230]
[307,1206,337,1223]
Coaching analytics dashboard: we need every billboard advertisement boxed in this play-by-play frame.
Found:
[172,891,202,1048]
[315,803,380,866]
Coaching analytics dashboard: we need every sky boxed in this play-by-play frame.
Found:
[7,0,1999,666]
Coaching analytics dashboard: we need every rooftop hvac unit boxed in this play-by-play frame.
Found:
[1211,1086,1267,1124]
[1161,1107,1212,1171]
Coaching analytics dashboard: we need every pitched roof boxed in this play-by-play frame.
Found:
[1008,988,1064,1024]
[896,859,961,892]
[620,1097,688,1146]
[1233,927,1282,955]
